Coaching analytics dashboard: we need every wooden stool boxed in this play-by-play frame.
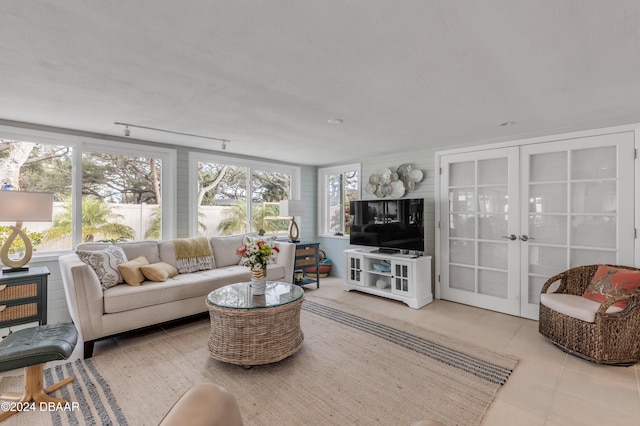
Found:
[0,323,78,421]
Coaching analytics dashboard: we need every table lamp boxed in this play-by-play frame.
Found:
[0,191,54,272]
[279,200,305,243]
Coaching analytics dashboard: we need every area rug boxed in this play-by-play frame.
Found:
[0,298,518,426]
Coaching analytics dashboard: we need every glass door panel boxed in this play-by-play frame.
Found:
[440,147,520,316]
[571,182,616,213]
[529,184,567,213]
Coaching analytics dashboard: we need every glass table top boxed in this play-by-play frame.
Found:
[207,281,303,309]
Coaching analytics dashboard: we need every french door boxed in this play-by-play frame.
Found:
[439,131,635,319]
[439,147,521,315]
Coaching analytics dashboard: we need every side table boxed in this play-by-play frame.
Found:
[0,266,49,329]
[293,242,320,288]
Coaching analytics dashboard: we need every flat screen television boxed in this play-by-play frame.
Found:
[349,198,424,252]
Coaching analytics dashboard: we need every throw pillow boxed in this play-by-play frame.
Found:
[140,262,178,282]
[118,255,150,286]
[583,265,640,308]
[76,246,128,290]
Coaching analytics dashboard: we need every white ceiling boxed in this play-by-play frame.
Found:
[2,1,640,166]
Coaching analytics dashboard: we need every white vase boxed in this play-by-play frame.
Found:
[250,267,267,295]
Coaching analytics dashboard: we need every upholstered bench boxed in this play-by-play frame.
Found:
[0,323,78,421]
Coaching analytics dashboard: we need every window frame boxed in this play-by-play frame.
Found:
[188,152,301,237]
[318,163,361,238]
[0,125,177,259]
[81,138,177,242]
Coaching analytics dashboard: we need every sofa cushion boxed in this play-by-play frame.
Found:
[540,293,623,323]
[103,264,286,314]
[141,262,178,282]
[118,255,150,286]
[582,265,640,309]
[76,246,128,290]
[117,241,162,264]
[158,241,177,267]
[210,235,244,267]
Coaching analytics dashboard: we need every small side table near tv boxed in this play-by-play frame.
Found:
[292,241,320,288]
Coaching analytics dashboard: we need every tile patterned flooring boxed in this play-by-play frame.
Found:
[5,277,639,425]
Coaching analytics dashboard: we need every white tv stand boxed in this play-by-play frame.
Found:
[343,249,432,309]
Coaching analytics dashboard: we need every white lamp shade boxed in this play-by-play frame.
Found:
[280,200,306,217]
[0,191,54,222]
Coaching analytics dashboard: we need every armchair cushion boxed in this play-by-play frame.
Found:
[540,293,623,323]
[582,265,640,308]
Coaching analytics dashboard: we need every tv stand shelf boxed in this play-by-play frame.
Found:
[343,249,432,309]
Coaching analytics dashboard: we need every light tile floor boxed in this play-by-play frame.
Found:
[307,278,640,426]
[4,277,639,425]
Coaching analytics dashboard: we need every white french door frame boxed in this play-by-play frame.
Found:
[435,124,640,319]
[437,147,521,316]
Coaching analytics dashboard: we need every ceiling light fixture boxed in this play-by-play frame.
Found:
[114,122,230,150]
[327,118,343,125]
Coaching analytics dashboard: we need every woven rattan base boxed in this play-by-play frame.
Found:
[207,295,304,367]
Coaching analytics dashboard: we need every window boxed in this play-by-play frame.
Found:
[81,151,163,242]
[81,141,175,244]
[318,163,360,236]
[0,126,176,257]
[0,138,72,253]
[190,153,299,237]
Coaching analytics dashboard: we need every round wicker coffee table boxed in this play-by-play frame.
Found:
[206,281,304,367]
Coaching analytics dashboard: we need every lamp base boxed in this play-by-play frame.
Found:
[288,218,300,243]
[2,266,29,274]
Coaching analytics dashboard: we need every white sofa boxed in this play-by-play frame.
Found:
[59,235,295,358]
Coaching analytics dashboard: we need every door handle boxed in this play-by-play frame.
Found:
[520,235,534,241]
[500,234,517,241]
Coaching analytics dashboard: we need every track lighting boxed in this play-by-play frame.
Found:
[114,122,230,150]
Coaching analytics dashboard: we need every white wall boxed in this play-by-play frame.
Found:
[320,148,437,282]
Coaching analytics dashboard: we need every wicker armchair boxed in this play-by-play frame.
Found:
[539,264,640,366]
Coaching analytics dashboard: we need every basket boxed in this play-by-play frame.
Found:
[303,250,332,278]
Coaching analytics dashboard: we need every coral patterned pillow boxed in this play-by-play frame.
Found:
[582,265,640,309]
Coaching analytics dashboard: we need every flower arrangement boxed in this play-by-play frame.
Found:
[236,236,280,270]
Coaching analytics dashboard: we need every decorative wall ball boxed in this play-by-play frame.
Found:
[366,163,424,198]
[390,180,405,198]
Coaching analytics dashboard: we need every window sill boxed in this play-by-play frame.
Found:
[319,234,350,240]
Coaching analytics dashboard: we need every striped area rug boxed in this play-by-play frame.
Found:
[0,297,518,426]
[302,300,514,386]
[44,359,126,425]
